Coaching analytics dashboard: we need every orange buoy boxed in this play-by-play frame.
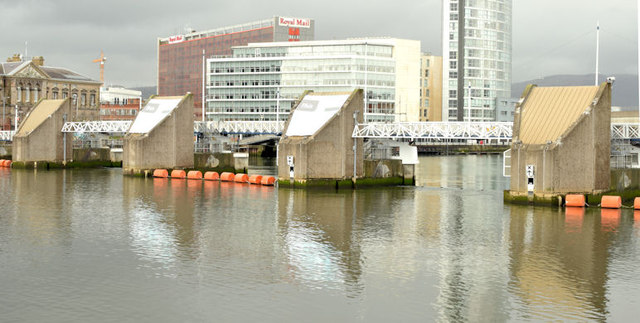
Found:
[0,159,5,167]
[601,195,622,209]
[261,176,276,186]
[248,175,263,185]
[634,197,640,210]
[220,172,235,182]
[171,169,187,179]
[187,170,203,180]
[234,173,249,183]
[565,194,585,207]
[2,160,12,168]
[204,171,219,181]
[153,169,169,178]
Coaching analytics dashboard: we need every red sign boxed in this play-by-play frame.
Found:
[167,35,185,44]
[278,17,311,28]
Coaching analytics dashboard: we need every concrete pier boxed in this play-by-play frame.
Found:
[12,99,72,165]
[277,90,364,186]
[123,94,194,175]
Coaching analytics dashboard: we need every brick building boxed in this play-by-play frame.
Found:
[157,16,315,121]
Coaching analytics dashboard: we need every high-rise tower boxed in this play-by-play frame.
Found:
[442,0,512,121]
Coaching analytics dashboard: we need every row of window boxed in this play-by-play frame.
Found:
[15,86,97,107]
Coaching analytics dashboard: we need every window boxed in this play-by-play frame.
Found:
[81,93,87,106]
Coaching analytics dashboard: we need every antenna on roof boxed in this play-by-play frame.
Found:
[595,21,600,86]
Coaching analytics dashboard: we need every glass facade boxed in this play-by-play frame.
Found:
[207,42,399,122]
[442,0,512,122]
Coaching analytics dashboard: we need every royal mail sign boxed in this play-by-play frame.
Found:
[278,17,311,28]
[167,35,185,44]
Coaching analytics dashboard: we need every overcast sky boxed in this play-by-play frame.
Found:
[1,0,637,87]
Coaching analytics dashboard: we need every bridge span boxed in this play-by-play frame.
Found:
[1,121,639,142]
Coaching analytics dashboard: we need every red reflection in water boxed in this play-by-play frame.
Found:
[153,178,169,201]
[565,207,584,233]
[634,211,640,229]
[186,179,202,193]
[601,208,621,232]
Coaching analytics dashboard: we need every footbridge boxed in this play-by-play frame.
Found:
[1,121,639,141]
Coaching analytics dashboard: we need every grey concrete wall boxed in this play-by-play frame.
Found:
[277,90,364,181]
[510,83,611,194]
[123,95,194,174]
[12,99,72,163]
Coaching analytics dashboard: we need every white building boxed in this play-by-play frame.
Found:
[100,86,141,105]
[442,0,512,122]
[99,86,142,120]
[206,38,421,122]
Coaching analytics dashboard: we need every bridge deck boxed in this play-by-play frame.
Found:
[1,122,638,141]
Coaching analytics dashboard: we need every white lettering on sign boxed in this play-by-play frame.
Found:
[278,17,311,28]
[167,35,185,44]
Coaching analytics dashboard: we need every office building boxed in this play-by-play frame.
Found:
[420,53,443,121]
[442,0,512,121]
[206,38,421,122]
[157,16,315,120]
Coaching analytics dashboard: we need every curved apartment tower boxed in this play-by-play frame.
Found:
[442,0,512,121]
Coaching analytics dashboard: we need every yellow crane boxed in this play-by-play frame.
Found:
[92,50,107,83]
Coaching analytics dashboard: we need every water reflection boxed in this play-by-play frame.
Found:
[508,206,617,321]
[1,156,640,321]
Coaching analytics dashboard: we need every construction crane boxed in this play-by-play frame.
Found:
[92,50,107,84]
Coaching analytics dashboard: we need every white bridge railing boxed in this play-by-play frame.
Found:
[0,131,15,141]
[2,121,639,142]
[352,122,514,141]
[61,121,133,133]
[194,121,284,134]
[611,123,640,139]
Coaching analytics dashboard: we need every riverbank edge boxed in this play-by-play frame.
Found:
[504,190,640,207]
[11,160,123,169]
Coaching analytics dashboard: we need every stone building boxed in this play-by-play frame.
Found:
[0,54,101,130]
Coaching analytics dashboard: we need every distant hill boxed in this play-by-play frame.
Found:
[512,74,638,109]
[130,86,157,101]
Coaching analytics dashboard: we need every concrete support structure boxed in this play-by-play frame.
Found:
[510,83,612,196]
[278,90,364,184]
[123,94,194,175]
[12,99,71,163]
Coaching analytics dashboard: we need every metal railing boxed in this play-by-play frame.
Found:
[1,121,639,142]
[352,122,514,142]
[194,121,284,134]
[0,131,15,141]
[61,121,132,133]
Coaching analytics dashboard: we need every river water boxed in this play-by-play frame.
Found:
[1,155,639,322]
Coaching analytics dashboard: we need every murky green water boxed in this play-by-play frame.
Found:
[1,155,639,322]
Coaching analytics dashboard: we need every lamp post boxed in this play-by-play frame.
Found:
[467,82,472,123]
[2,96,5,131]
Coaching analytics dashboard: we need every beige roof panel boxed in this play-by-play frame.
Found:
[16,99,66,136]
[519,86,599,145]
